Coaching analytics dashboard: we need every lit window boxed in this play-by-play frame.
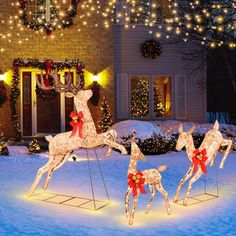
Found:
[130,75,172,118]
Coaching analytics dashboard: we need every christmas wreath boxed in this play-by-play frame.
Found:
[0,83,7,107]
[19,0,79,35]
[35,75,58,102]
[141,39,162,59]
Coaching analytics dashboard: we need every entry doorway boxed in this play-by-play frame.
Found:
[21,69,75,136]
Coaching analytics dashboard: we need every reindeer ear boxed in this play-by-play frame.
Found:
[65,92,74,98]
[187,126,195,135]
[179,123,183,133]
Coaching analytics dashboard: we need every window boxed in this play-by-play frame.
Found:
[130,75,172,118]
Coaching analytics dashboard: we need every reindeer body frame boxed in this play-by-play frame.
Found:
[174,121,232,205]
[125,140,171,225]
[28,72,127,196]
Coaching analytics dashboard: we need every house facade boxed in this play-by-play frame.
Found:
[0,1,206,139]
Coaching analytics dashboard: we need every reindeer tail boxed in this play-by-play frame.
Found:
[157,165,167,172]
[213,120,219,130]
[45,135,53,142]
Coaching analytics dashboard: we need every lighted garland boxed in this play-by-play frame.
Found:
[141,39,162,59]
[19,0,79,35]
[10,58,85,140]
[10,65,21,141]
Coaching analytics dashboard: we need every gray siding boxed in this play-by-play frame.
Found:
[115,26,207,123]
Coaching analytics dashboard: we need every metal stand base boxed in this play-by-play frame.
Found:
[30,148,110,211]
[175,164,219,206]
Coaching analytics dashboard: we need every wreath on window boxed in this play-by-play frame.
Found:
[35,75,57,102]
[141,39,162,59]
[0,83,7,107]
[19,0,79,35]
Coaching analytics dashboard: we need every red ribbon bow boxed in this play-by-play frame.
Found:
[44,60,53,75]
[128,170,147,197]
[192,149,208,173]
[69,111,84,138]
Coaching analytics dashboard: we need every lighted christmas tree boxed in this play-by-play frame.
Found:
[153,86,165,117]
[28,138,41,155]
[0,133,9,156]
[98,96,112,132]
[131,79,164,117]
[131,79,149,117]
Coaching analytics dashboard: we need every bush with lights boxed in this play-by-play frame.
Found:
[0,133,9,156]
[28,138,41,155]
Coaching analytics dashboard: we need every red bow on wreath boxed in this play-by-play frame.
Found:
[128,170,147,197]
[44,60,53,75]
[69,111,84,138]
[192,149,208,173]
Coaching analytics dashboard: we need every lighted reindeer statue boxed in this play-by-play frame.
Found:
[28,70,127,196]
[125,137,171,225]
[174,121,232,205]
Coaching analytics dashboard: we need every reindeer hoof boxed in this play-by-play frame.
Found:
[220,164,224,169]
[183,200,188,206]
[173,197,178,203]
[129,220,133,225]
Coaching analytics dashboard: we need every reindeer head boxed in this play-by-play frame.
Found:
[131,140,146,161]
[176,124,195,151]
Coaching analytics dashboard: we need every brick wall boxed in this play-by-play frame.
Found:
[0,2,115,138]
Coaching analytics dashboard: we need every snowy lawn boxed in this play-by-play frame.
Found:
[0,146,236,236]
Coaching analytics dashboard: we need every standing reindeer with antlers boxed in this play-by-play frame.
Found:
[174,121,232,205]
[125,138,171,225]
[28,70,127,196]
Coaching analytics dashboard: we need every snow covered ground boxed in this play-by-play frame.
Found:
[0,144,236,236]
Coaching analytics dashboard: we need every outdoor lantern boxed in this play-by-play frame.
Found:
[90,73,101,106]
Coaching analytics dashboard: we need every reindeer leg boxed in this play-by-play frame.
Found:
[28,160,55,197]
[156,182,171,215]
[174,166,194,203]
[145,184,155,214]
[105,130,117,157]
[183,169,203,206]
[125,187,132,218]
[129,190,139,225]
[42,152,72,191]
[210,153,217,167]
[220,139,232,169]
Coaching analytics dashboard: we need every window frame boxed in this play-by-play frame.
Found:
[128,74,174,120]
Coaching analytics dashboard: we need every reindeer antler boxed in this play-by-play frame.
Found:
[36,70,82,95]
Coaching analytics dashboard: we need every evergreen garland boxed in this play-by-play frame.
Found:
[98,97,112,132]
[10,66,21,141]
[141,39,162,59]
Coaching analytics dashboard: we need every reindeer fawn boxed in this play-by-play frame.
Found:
[28,70,127,196]
[125,138,171,225]
[174,121,232,205]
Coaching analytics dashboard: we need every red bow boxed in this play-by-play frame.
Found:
[69,111,84,138]
[44,60,53,75]
[192,149,208,173]
[128,170,147,197]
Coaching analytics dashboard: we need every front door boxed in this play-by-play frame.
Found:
[21,69,75,136]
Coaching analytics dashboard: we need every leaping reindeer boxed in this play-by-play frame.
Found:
[174,121,232,205]
[125,138,171,225]
[28,71,127,196]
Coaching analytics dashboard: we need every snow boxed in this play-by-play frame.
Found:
[1,120,236,235]
[0,144,236,236]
